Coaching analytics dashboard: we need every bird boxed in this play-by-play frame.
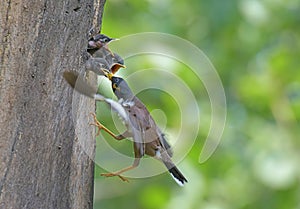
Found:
[85,52,126,76]
[87,33,118,56]
[63,71,187,185]
[86,36,126,75]
[100,73,187,185]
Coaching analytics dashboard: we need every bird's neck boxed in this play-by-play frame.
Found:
[119,95,136,106]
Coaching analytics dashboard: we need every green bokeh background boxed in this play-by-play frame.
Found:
[94,0,300,208]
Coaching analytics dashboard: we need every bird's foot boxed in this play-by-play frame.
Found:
[101,172,129,182]
[89,113,104,136]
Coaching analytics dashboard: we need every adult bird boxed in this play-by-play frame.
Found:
[99,73,187,185]
[63,71,187,185]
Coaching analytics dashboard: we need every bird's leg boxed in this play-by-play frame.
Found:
[89,113,125,140]
[101,158,141,182]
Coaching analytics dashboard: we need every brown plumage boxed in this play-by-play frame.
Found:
[63,71,187,185]
[100,76,187,185]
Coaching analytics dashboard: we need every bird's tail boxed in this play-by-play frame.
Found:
[160,151,187,186]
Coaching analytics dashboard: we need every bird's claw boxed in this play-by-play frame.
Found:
[101,172,129,182]
[89,113,104,136]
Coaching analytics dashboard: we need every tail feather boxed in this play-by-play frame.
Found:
[160,150,187,186]
[168,166,188,186]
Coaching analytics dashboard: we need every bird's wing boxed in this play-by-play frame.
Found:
[126,107,146,157]
[134,97,173,157]
[126,97,175,157]
[104,98,129,123]
[63,71,98,98]
[125,98,153,157]
[157,128,173,157]
[63,71,129,124]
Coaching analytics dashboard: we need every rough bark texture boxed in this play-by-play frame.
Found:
[0,0,105,208]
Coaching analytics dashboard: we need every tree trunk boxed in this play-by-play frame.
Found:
[0,0,105,208]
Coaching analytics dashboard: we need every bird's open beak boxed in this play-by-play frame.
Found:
[111,64,126,75]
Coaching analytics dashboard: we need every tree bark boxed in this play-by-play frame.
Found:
[0,0,105,208]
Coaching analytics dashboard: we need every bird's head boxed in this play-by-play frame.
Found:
[111,76,134,100]
[88,34,117,49]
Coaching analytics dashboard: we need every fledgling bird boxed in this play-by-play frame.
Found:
[86,36,125,75]
[87,34,118,56]
[85,52,126,76]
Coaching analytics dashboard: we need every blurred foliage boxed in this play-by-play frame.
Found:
[94,0,300,208]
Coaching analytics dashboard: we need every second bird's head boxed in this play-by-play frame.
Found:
[111,77,134,100]
[88,34,116,49]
